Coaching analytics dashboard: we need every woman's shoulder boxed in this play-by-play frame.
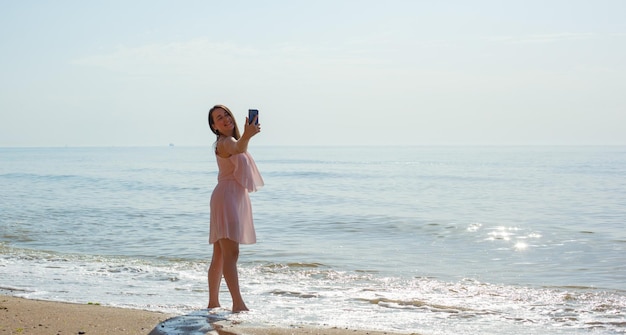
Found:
[216,136,237,158]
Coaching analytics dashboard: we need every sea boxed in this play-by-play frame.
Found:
[1,145,625,335]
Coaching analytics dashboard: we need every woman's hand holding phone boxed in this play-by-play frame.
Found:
[243,109,261,138]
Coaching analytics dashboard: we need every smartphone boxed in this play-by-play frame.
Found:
[248,109,259,125]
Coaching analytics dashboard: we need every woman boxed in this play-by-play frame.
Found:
[207,104,263,312]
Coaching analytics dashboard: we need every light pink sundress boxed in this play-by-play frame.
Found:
[209,151,264,244]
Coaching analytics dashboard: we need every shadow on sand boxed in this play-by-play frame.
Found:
[149,309,234,335]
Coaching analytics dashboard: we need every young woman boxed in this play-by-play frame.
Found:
[207,104,264,312]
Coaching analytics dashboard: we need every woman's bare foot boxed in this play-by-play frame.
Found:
[232,304,249,313]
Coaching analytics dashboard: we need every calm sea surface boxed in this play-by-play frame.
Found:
[1,146,625,334]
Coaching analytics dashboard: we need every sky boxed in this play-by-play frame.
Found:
[1,0,625,147]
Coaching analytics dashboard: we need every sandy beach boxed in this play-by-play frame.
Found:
[0,295,170,335]
[1,295,413,335]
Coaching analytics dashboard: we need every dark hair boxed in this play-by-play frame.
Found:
[208,104,241,140]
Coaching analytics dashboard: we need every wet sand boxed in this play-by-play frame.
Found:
[0,295,170,335]
[1,295,414,335]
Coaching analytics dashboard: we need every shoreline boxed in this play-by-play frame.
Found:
[1,295,415,335]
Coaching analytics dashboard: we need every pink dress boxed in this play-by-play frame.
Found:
[209,151,264,244]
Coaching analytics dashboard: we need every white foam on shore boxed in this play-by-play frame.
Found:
[2,245,625,334]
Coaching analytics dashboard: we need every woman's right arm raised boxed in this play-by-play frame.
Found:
[234,116,260,153]
[218,116,260,156]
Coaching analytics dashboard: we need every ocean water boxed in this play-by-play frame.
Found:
[1,146,625,335]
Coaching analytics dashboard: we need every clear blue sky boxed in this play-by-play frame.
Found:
[1,0,625,146]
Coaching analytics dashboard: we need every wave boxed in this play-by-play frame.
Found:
[2,246,625,333]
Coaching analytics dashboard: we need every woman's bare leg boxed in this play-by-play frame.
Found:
[208,242,223,308]
[218,238,248,312]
